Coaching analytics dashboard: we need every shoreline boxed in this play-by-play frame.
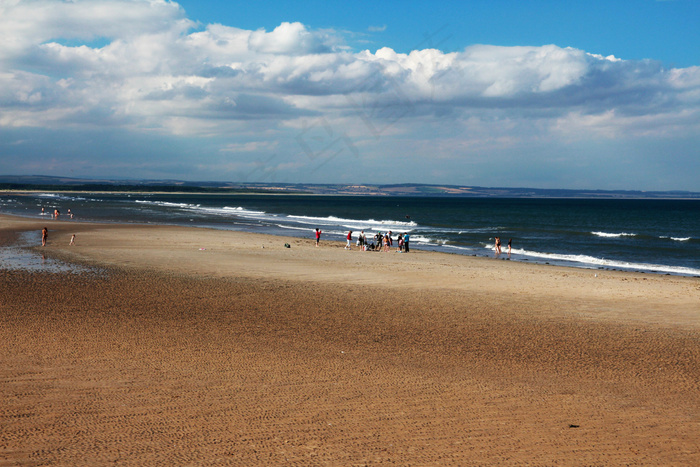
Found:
[3,208,699,278]
[3,213,698,327]
[2,213,700,463]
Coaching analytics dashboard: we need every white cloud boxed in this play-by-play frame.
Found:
[221,141,279,153]
[248,22,334,55]
[3,0,698,132]
[367,25,387,33]
[0,0,188,60]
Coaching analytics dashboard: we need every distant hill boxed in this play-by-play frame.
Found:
[1,175,698,199]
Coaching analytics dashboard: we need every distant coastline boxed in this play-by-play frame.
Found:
[1,175,699,199]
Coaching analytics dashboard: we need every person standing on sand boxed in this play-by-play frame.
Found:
[507,238,512,255]
[495,236,501,254]
[345,231,353,250]
[70,234,76,246]
[315,228,322,247]
[41,227,48,246]
[403,233,410,253]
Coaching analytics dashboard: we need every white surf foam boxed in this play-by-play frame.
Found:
[493,246,700,276]
[591,231,637,238]
[410,235,449,245]
[134,201,269,219]
[135,200,201,209]
[287,214,417,230]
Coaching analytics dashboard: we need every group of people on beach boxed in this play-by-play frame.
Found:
[41,207,74,220]
[317,228,513,256]
[494,236,512,255]
[40,206,76,247]
[316,229,411,253]
[40,227,75,247]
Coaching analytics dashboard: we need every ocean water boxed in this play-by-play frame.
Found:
[0,230,96,274]
[1,192,699,276]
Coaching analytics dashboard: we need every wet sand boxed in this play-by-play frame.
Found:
[1,214,699,464]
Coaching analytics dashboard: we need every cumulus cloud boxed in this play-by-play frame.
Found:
[248,22,335,55]
[0,0,188,60]
[2,2,696,126]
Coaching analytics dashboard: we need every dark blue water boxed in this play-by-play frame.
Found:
[2,192,699,276]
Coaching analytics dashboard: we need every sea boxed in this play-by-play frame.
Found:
[1,192,699,277]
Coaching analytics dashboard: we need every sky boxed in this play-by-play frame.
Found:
[1,0,699,191]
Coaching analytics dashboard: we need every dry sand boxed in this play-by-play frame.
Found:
[1,214,699,465]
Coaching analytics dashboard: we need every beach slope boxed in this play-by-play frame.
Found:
[2,215,699,464]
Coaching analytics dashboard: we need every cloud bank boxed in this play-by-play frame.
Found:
[1,0,699,189]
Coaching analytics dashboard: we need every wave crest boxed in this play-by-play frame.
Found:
[591,231,637,238]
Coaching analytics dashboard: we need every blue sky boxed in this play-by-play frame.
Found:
[179,0,700,67]
[1,0,699,190]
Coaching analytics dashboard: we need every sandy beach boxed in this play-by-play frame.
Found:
[2,214,699,465]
